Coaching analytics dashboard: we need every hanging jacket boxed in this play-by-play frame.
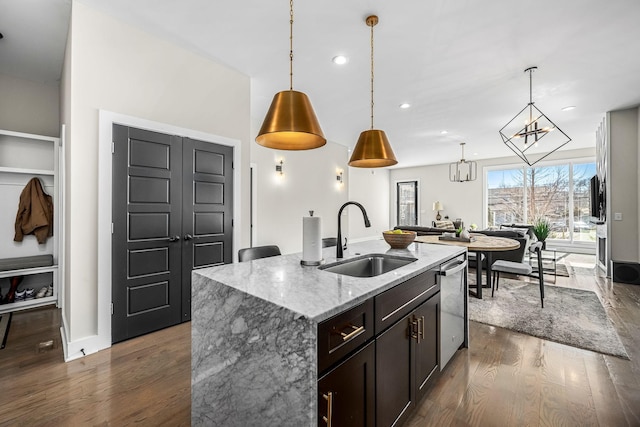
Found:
[14,177,54,244]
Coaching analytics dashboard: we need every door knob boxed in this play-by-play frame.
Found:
[184,234,193,241]
[168,235,180,242]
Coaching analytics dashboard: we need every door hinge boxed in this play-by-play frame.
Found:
[110,302,114,315]
[232,161,234,170]
[111,223,114,234]
[231,219,234,227]
[111,142,115,154]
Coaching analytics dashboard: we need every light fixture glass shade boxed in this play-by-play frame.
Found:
[433,201,443,211]
[256,90,326,150]
[348,129,398,167]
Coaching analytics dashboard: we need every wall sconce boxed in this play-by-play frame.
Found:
[336,170,343,185]
[275,160,283,176]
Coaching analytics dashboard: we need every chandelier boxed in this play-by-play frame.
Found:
[255,0,326,150]
[348,15,397,168]
[449,142,477,182]
[499,66,571,166]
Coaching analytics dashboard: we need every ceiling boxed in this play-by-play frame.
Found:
[2,0,640,168]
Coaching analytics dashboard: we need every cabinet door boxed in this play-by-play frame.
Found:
[376,315,414,427]
[414,293,440,402]
[318,341,375,427]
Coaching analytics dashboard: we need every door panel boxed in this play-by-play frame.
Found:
[128,281,169,314]
[181,138,233,321]
[376,316,414,427]
[112,124,183,343]
[415,294,440,402]
[128,213,169,240]
[318,341,375,427]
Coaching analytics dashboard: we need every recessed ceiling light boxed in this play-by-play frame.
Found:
[332,55,348,65]
[561,105,576,111]
[440,130,448,135]
[399,103,411,109]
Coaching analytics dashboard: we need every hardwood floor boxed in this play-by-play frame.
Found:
[0,254,638,426]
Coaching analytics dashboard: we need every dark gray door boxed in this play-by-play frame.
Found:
[112,125,183,343]
[181,138,233,321]
[112,125,233,341]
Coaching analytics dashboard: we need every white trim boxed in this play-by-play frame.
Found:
[93,110,242,355]
[250,163,258,248]
[393,178,421,226]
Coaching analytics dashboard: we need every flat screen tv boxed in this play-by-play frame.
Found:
[590,175,602,219]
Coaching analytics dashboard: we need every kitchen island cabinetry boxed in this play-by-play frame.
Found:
[318,341,375,427]
[192,240,467,426]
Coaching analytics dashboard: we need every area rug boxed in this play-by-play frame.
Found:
[468,280,629,359]
[0,312,11,349]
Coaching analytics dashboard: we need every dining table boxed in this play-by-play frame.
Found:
[414,234,521,299]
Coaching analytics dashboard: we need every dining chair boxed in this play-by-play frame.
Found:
[321,237,338,248]
[238,245,281,262]
[491,242,545,307]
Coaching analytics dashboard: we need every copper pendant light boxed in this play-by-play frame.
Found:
[348,15,397,168]
[256,0,326,150]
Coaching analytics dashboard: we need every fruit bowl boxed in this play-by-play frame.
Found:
[382,230,417,249]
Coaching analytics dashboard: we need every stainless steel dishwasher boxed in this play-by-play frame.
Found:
[438,254,468,369]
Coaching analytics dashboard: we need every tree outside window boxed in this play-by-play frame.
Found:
[487,161,596,243]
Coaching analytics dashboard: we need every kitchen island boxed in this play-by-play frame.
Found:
[192,240,467,426]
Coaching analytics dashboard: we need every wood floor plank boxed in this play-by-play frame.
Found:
[1,254,639,426]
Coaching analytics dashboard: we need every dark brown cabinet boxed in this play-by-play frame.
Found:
[318,341,375,427]
[317,261,459,427]
[414,295,440,403]
[375,292,440,427]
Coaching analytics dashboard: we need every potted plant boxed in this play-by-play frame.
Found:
[532,217,551,249]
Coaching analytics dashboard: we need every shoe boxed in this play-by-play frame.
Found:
[45,284,53,297]
[25,288,35,299]
[36,286,48,298]
[14,290,26,301]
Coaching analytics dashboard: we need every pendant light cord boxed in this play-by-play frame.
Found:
[289,0,294,90]
[370,19,375,130]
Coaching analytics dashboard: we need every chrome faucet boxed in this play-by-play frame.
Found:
[336,201,371,258]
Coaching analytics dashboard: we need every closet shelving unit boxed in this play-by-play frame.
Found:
[0,129,63,315]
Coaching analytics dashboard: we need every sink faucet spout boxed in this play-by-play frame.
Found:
[337,201,371,258]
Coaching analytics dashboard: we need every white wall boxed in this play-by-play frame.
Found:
[251,142,349,254]
[348,168,390,241]
[389,147,596,230]
[607,107,639,263]
[0,73,59,136]
[62,2,251,344]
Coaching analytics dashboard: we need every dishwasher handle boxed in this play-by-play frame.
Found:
[439,259,467,276]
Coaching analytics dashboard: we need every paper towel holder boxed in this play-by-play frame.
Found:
[301,210,324,266]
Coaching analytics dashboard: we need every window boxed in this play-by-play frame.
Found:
[397,181,418,226]
[486,160,596,244]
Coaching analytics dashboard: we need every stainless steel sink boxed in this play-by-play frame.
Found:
[319,254,417,278]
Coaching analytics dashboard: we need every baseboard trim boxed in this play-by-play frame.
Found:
[61,311,111,362]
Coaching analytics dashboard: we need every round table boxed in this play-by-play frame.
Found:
[414,234,520,299]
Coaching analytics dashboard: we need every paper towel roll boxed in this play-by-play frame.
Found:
[301,214,322,266]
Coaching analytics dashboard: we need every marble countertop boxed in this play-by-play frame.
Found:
[193,239,465,323]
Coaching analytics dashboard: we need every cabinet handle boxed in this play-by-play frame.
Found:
[410,315,425,344]
[184,234,193,241]
[410,317,419,343]
[322,392,333,426]
[168,235,180,242]
[340,325,364,342]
